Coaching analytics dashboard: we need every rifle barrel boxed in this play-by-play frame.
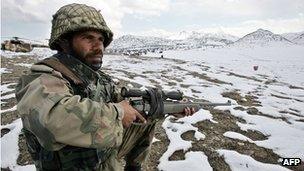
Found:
[131,100,231,115]
[163,101,231,114]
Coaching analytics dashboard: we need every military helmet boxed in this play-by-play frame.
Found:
[49,3,113,50]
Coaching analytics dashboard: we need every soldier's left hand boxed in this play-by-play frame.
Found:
[172,106,196,118]
[183,106,196,116]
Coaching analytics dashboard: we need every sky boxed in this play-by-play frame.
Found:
[1,0,304,41]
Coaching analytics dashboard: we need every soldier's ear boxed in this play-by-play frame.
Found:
[57,38,70,53]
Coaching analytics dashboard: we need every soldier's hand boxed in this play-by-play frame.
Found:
[172,107,196,118]
[183,106,196,116]
[119,100,146,128]
[172,98,196,118]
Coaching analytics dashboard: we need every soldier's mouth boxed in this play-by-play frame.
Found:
[91,57,102,63]
[87,55,102,64]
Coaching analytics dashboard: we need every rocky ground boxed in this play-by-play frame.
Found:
[1,54,303,171]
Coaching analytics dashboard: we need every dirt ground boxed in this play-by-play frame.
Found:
[1,55,303,171]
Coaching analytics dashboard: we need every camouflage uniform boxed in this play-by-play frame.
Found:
[16,53,156,170]
[15,3,156,171]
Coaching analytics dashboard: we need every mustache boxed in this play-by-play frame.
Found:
[86,49,103,57]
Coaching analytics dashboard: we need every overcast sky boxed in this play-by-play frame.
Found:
[1,0,304,41]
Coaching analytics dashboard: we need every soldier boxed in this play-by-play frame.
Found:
[15,3,194,171]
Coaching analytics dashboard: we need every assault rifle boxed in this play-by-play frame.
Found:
[121,87,231,118]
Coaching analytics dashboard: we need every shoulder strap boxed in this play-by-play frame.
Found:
[37,57,84,85]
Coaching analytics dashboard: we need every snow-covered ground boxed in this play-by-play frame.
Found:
[1,44,304,170]
[108,44,304,170]
[1,47,56,59]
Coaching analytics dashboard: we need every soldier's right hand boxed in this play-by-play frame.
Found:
[119,100,146,128]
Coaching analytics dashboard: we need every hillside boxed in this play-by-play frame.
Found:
[107,31,238,55]
[232,29,293,47]
[292,33,304,45]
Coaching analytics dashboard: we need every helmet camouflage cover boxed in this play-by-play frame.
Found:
[49,3,113,50]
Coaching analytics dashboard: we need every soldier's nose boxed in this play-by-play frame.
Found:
[93,41,104,52]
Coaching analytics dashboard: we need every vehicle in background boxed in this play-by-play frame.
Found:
[1,37,48,53]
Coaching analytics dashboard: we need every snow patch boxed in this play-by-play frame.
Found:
[0,119,24,169]
[158,151,212,171]
[218,149,290,171]
[223,131,254,143]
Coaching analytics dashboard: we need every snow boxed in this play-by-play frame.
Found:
[0,68,12,74]
[1,105,17,114]
[158,151,213,171]
[158,109,213,170]
[108,31,237,53]
[1,83,16,95]
[231,109,304,159]
[232,29,293,47]
[1,47,56,59]
[15,63,32,68]
[1,83,17,106]
[0,119,24,169]
[223,131,254,143]
[162,45,304,87]
[218,149,291,171]
[177,109,213,125]
[293,33,304,45]
[1,93,15,104]
[84,42,304,169]
[113,43,303,169]
[281,31,304,41]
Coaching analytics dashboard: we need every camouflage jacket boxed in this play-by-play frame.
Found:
[15,53,124,151]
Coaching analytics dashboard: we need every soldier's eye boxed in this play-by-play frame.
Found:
[85,35,94,40]
[81,34,94,41]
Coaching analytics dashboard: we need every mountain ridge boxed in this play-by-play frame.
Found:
[231,29,294,47]
[107,29,303,54]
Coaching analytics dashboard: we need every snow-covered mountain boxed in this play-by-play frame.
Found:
[108,35,173,51]
[292,33,304,45]
[168,30,190,40]
[232,29,294,47]
[107,29,303,55]
[107,31,238,54]
[173,31,239,46]
[168,30,238,41]
[281,31,304,41]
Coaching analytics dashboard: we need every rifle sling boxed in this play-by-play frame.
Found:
[37,57,84,85]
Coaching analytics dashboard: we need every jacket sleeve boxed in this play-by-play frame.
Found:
[112,84,125,103]
[16,71,124,150]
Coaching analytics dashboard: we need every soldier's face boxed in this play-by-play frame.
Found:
[71,31,105,70]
